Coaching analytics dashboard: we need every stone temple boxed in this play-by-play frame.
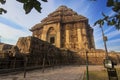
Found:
[0,5,119,69]
[30,5,95,51]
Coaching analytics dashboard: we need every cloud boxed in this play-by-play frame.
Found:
[0,16,26,30]
[95,41,104,50]
[68,0,85,10]
[108,39,120,44]
[107,45,120,52]
[0,23,31,45]
[94,26,120,42]
[0,0,55,45]
[94,27,102,42]
[106,30,120,39]
[95,39,120,52]
[107,39,120,51]
[93,25,120,52]
[81,3,92,15]
[94,29,102,37]
[94,30,120,52]
[108,11,116,17]
[104,27,114,34]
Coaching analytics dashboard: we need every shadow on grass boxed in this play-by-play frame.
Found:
[83,70,108,80]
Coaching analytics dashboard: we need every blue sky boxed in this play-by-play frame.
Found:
[0,0,120,52]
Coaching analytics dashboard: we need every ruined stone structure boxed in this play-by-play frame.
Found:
[30,6,95,51]
[0,43,13,58]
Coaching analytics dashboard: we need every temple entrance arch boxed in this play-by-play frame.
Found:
[47,27,56,45]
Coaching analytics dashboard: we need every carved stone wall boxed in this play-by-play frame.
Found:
[34,29,43,39]
[61,21,95,51]
[16,36,120,65]
[16,36,79,66]
[30,6,95,51]
[1,37,120,70]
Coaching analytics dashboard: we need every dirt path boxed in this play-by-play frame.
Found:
[0,65,105,80]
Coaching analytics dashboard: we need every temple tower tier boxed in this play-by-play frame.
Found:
[30,5,95,51]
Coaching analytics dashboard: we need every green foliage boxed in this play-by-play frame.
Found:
[16,0,43,14]
[94,19,104,27]
[94,0,120,30]
[41,0,48,2]
[0,0,6,14]
[107,0,114,7]
[0,0,6,4]
[0,8,7,14]
[0,0,47,14]
[111,1,120,12]
[33,0,42,13]
[23,2,33,14]
[16,0,28,3]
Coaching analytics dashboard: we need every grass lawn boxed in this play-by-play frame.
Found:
[83,68,120,80]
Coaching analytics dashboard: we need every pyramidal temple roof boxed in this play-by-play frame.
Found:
[31,5,88,31]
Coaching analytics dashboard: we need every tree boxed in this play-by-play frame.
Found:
[0,0,47,14]
[0,0,7,14]
[94,0,120,30]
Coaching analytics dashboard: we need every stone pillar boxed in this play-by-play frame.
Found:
[90,29,95,49]
[77,27,82,49]
[82,28,87,35]
[41,27,47,41]
[82,23,89,49]
[56,23,61,48]
[65,24,70,48]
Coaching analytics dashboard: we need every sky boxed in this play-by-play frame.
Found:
[0,0,120,52]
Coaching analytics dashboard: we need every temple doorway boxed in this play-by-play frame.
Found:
[47,27,56,45]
